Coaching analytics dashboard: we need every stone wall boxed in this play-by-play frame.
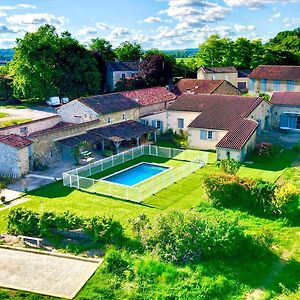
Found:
[0,143,21,177]
[0,115,61,137]
[213,81,242,95]
[271,105,300,128]
[248,100,272,131]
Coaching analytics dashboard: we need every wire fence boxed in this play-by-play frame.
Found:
[63,145,208,203]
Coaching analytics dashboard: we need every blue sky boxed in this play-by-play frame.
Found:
[0,0,299,49]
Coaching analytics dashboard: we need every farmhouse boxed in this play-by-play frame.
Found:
[0,134,32,177]
[197,67,238,88]
[176,79,241,96]
[141,94,271,161]
[248,65,300,95]
[105,60,140,92]
[270,91,300,131]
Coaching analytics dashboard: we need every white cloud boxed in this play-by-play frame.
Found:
[269,12,281,22]
[0,4,36,10]
[6,13,66,26]
[108,27,131,40]
[0,24,19,34]
[224,0,299,8]
[234,24,255,32]
[139,16,162,23]
[78,26,97,36]
[96,22,111,30]
[16,4,37,9]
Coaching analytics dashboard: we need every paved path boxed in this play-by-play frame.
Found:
[0,197,29,212]
[0,247,101,299]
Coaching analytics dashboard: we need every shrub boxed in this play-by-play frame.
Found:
[104,249,130,277]
[140,211,249,264]
[272,184,299,218]
[173,130,188,148]
[7,207,40,236]
[129,213,150,238]
[84,215,124,243]
[217,159,241,174]
[39,210,84,235]
[255,142,273,157]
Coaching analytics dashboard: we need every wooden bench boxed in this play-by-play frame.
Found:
[18,235,43,247]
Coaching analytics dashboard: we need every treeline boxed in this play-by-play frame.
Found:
[1,25,299,101]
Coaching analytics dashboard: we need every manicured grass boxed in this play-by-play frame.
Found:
[0,112,9,118]
[0,149,299,299]
[237,149,299,182]
[0,118,32,128]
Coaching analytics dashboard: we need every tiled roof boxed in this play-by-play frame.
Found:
[106,61,140,72]
[121,87,177,106]
[0,134,32,149]
[270,92,300,106]
[78,93,141,115]
[216,119,258,150]
[56,132,100,148]
[202,67,237,73]
[88,120,156,142]
[248,65,300,80]
[237,69,251,78]
[168,94,262,131]
[176,79,224,95]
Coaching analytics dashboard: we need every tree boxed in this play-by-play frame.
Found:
[9,25,59,100]
[0,75,12,101]
[139,54,172,87]
[9,25,101,100]
[89,38,116,61]
[233,38,253,69]
[56,32,101,99]
[115,41,143,61]
[197,35,233,67]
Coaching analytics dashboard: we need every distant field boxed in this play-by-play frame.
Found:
[0,118,32,128]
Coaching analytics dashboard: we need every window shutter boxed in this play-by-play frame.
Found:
[152,120,156,128]
[200,130,207,140]
[160,121,163,132]
[279,114,289,128]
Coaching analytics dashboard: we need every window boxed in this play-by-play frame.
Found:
[260,79,267,92]
[207,131,213,139]
[20,127,28,135]
[226,151,231,159]
[107,117,112,124]
[156,120,161,129]
[212,74,216,80]
[122,114,125,120]
[200,130,214,140]
[178,118,184,129]
[287,80,294,92]
[273,80,280,91]
[50,150,54,157]
[248,78,255,92]
[121,73,126,80]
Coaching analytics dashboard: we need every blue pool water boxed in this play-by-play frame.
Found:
[103,163,169,186]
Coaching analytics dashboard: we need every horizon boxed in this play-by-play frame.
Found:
[0,0,299,50]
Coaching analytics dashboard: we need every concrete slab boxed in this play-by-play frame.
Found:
[0,247,101,299]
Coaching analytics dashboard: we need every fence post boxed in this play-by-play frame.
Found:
[93,179,96,193]
[69,174,72,187]
[89,164,92,176]
[169,147,171,158]
[77,175,80,189]
[122,152,125,163]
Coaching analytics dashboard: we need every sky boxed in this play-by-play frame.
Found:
[0,0,299,50]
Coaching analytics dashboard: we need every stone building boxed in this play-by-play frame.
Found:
[197,67,238,87]
[175,79,242,96]
[0,134,32,178]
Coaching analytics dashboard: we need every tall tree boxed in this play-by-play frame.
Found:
[233,38,253,69]
[9,25,101,100]
[115,41,143,61]
[89,38,116,61]
[139,54,172,87]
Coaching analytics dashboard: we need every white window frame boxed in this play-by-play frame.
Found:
[207,131,213,140]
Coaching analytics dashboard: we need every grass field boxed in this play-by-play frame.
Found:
[0,112,9,118]
[0,118,32,128]
[0,149,299,299]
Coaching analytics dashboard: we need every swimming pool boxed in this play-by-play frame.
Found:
[102,162,170,186]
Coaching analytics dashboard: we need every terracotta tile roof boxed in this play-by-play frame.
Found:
[78,93,141,114]
[202,67,237,73]
[168,94,263,130]
[121,87,177,106]
[56,132,100,148]
[88,120,156,142]
[216,119,258,150]
[248,65,300,81]
[270,92,300,106]
[176,79,224,95]
[0,134,32,149]
[106,61,140,72]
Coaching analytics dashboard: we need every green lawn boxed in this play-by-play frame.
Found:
[237,149,299,182]
[0,150,299,299]
[0,112,9,118]
[0,118,32,128]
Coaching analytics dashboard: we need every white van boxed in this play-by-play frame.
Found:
[46,96,61,107]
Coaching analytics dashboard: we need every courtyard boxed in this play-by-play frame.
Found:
[0,247,101,299]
